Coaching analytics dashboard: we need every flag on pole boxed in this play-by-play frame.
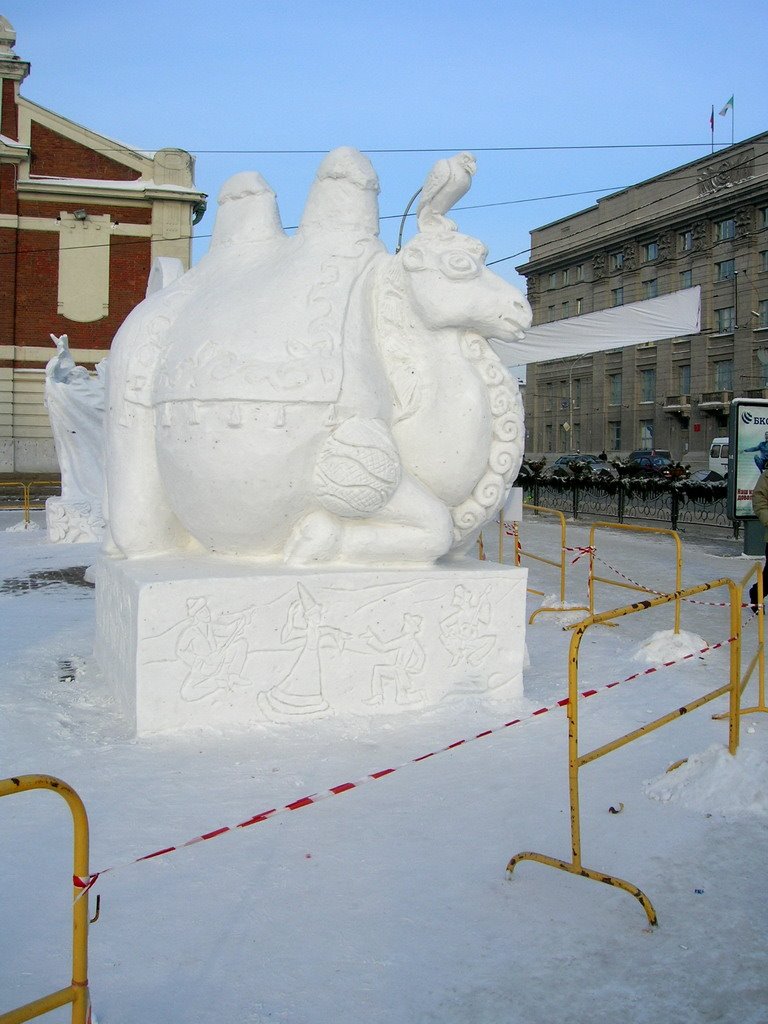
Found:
[710,105,714,131]
[719,95,734,116]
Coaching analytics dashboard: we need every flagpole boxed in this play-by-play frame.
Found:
[710,105,714,153]
[718,95,735,147]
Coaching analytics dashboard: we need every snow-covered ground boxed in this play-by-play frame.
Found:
[1,513,766,1023]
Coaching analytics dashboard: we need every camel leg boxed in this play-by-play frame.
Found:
[285,473,453,566]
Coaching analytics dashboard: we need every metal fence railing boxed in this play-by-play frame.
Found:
[525,479,737,535]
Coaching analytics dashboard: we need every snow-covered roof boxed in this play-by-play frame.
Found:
[24,174,202,195]
[18,96,156,161]
[0,133,27,149]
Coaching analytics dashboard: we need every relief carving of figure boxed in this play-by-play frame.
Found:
[258,584,351,719]
[177,597,253,702]
[692,221,709,252]
[104,149,531,568]
[622,242,638,272]
[440,584,496,667]
[735,206,752,238]
[362,613,426,706]
[657,231,674,263]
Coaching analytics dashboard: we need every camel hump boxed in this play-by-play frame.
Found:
[152,151,387,407]
[211,170,286,247]
[299,147,380,239]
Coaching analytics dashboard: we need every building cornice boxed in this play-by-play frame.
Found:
[17,176,205,206]
[0,134,28,162]
[519,135,768,276]
[0,57,29,83]
[518,178,768,276]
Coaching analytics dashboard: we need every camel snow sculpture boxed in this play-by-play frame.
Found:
[98,149,532,732]
[104,148,531,567]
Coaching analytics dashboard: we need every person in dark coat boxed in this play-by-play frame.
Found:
[749,467,768,609]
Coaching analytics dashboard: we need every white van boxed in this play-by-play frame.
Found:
[708,437,729,476]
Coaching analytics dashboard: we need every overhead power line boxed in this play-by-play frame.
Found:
[1,154,766,268]
[490,155,768,270]
[87,142,737,156]
[0,186,627,261]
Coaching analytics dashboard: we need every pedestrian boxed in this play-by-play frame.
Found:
[598,449,607,461]
[750,466,768,610]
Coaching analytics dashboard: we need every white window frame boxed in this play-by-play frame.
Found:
[714,306,735,333]
[643,278,659,299]
[716,259,736,281]
[714,360,733,390]
[642,241,658,262]
[640,368,656,403]
[639,419,654,448]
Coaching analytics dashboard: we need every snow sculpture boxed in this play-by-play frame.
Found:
[416,151,477,231]
[96,149,532,732]
[104,147,531,565]
[44,334,106,543]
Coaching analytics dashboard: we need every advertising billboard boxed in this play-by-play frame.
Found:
[728,398,768,519]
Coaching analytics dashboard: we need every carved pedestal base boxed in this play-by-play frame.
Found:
[46,496,105,543]
[94,555,528,735]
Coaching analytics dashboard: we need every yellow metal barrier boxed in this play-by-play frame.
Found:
[0,482,27,523]
[587,521,683,634]
[0,775,91,1024]
[507,578,741,926]
[24,481,61,526]
[0,480,60,527]
[508,505,590,623]
[726,563,766,718]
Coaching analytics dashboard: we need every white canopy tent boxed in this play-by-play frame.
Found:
[493,286,701,366]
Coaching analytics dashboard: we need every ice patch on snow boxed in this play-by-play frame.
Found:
[633,629,707,664]
[645,742,768,821]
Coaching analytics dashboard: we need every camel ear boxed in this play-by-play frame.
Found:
[402,246,425,271]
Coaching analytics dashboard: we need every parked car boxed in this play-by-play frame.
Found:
[626,454,676,478]
[627,448,672,464]
[546,454,618,478]
[551,454,600,470]
[690,469,724,482]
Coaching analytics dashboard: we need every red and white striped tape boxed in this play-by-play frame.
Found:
[499,516,758,611]
[73,634,737,895]
[588,549,757,610]
[502,522,754,610]
[564,544,594,564]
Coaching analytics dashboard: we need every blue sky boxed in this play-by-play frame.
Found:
[4,1,766,289]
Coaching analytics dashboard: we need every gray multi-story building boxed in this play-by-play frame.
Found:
[517,131,768,466]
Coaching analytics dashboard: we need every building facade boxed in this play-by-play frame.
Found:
[0,17,206,471]
[517,132,768,466]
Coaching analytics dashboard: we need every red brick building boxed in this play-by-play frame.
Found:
[0,16,206,471]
